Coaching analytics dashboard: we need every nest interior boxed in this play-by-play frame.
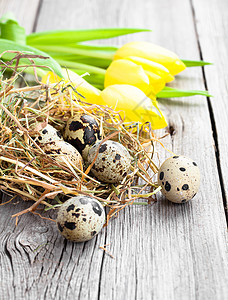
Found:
[0,52,165,224]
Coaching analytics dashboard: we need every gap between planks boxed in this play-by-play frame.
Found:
[189,0,228,225]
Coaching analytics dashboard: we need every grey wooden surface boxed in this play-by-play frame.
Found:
[0,0,228,299]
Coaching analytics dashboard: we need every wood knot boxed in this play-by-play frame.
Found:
[168,125,176,136]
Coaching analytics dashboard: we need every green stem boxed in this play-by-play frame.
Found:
[111,184,120,195]
[157,86,212,98]
[56,59,106,76]
[34,45,115,60]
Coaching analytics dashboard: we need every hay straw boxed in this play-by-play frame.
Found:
[0,51,167,223]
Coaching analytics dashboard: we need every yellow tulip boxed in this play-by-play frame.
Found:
[125,56,174,82]
[42,69,101,104]
[104,59,166,95]
[114,41,186,76]
[99,84,167,129]
[42,70,167,129]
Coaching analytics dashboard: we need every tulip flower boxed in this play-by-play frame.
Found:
[42,69,101,104]
[99,84,167,129]
[125,56,174,82]
[104,58,166,96]
[42,70,167,129]
[114,41,186,76]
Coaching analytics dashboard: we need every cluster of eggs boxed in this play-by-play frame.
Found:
[36,115,201,243]
[37,115,132,184]
[63,114,132,183]
[36,124,83,170]
[36,113,132,242]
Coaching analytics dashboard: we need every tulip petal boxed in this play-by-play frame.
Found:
[144,70,166,95]
[104,59,166,95]
[125,56,174,83]
[99,84,167,129]
[114,41,186,75]
[104,59,150,91]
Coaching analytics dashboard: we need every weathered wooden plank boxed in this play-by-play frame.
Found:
[0,0,227,299]
[0,197,106,299]
[93,0,228,298]
[191,0,228,216]
[31,0,228,299]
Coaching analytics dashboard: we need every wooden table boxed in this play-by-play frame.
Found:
[0,0,228,299]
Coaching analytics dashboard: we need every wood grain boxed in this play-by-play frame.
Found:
[0,0,228,299]
[191,0,228,217]
[0,197,106,299]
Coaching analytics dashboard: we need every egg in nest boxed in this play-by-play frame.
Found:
[37,124,63,144]
[158,155,200,203]
[56,195,106,242]
[87,140,131,183]
[43,140,83,170]
[64,114,101,160]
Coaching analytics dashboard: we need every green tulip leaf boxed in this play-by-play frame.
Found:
[0,39,63,77]
[182,59,212,67]
[0,13,26,45]
[27,28,151,45]
[157,86,212,98]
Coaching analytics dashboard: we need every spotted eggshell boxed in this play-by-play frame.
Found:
[37,124,62,144]
[43,140,83,170]
[64,114,101,160]
[158,155,200,203]
[87,140,131,183]
[56,195,106,242]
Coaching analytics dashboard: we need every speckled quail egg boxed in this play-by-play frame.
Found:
[158,155,200,204]
[43,140,83,170]
[37,124,63,144]
[87,140,131,183]
[64,114,101,160]
[56,195,106,242]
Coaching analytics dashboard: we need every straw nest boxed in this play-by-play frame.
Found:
[0,52,166,224]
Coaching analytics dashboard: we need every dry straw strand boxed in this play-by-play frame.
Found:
[0,51,167,224]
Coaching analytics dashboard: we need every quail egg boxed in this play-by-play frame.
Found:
[56,195,106,242]
[87,140,131,183]
[43,140,83,170]
[158,155,200,203]
[37,124,63,144]
[64,114,101,160]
